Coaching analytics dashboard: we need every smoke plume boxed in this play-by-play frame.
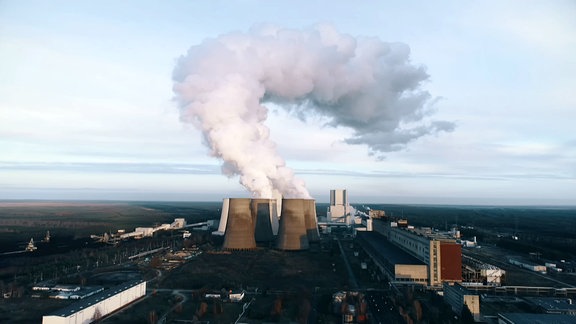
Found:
[172,24,454,198]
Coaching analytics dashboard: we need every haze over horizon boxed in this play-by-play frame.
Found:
[1,1,575,206]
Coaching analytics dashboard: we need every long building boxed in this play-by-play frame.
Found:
[42,280,146,324]
[357,232,428,285]
[377,221,462,286]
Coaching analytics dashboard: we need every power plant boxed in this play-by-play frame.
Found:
[276,199,310,250]
[216,198,319,251]
[222,198,257,250]
[303,199,320,242]
[251,198,279,242]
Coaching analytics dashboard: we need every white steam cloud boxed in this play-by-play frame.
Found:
[172,24,454,199]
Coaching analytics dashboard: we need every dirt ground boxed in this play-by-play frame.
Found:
[158,247,349,291]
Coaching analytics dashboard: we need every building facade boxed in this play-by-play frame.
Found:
[327,189,353,223]
[42,280,146,324]
[443,282,480,321]
[386,225,462,286]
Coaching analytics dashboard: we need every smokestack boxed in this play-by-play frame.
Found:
[303,199,320,242]
[276,199,309,250]
[251,198,279,242]
[222,198,256,250]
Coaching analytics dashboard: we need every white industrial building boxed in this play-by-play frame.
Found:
[42,280,146,324]
[327,189,353,223]
[509,259,547,273]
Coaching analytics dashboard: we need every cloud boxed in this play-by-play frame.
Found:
[0,161,220,175]
[173,24,454,198]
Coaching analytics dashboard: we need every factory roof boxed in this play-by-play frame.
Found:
[357,232,425,265]
[498,312,576,324]
[406,227,457,242]
[47,279,145,318]
[443,282,478,295]
[462,255,503,271]
[524,297,576,314]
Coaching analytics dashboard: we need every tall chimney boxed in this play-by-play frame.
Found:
[222,198,256,250]
[276,199,309,250]
[303,199,320,242]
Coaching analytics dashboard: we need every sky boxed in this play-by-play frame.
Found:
[1,1,575,205]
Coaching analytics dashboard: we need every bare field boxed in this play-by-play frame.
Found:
[0,201,221,253]
[159,247,348,291]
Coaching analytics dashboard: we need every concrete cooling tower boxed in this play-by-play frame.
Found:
[251,199,279,242]
[222,198,256,250]
[303,199,320,242]
[276,199,309,251]
[214,198,230,236]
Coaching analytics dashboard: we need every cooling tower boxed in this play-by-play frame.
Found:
[222,198,256,250]
[251,199,279,242]
[276,199,309,250]
[303,199,320,242]
[214,198,230,235]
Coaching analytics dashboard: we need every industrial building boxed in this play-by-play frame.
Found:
[508,258,547,273]
[356,232,428,285]
[443,282,481,321]
[498,312,576,324]
[524,297,576,315]
[216,198,319,251]
[377,221,462,286]
[90,218,191,243]
[42,280,146,324]
[462,255,505,286]
[327,189,353,223]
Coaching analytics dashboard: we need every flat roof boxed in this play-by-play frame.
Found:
[499,312,576,324]
[357,232,425,265]
[443,282,478,295]
[47,279,145,317]
[524,297,576,312]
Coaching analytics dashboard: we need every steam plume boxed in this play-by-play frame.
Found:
[172,25,454,198]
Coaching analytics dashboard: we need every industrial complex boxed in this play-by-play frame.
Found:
[214,197,320,250]
[2,189,576,323]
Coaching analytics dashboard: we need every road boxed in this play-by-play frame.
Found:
[336,238,359,289]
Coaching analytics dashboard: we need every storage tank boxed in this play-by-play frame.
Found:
[303,199,320,242]
[276,199,309,250]
[222,198,256,250]
[251,198,279,242]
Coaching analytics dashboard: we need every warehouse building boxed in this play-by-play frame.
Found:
[376,221,462,286]
[498,313,576,324]
[356,232,428,285]
[42,280,146,324]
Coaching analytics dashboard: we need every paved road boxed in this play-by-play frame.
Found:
[336,238,359,289]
